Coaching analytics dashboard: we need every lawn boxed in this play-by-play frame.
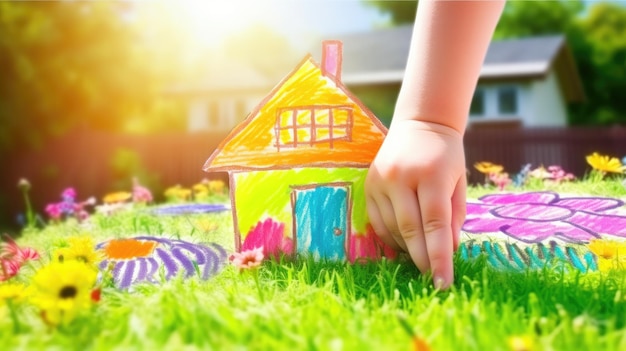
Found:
[2,174,626,351]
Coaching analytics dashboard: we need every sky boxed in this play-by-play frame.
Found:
[176,0,389,50]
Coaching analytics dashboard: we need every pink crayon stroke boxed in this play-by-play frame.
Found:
[463,191,626,244]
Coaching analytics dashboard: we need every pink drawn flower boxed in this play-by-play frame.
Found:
[463,191,626,244]
[230,247,264,271]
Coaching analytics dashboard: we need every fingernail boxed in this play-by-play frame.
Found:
[434,276,447,290]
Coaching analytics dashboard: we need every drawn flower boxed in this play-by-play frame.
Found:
[102,191,132,204]
[474,161,504,175]
[588,238,626,271]
[97,236,227,289]
[230,247,264,272]
[150,203,229,216]
[463,191,626,244]
[54,236,103,269]
[30,260,98,326]
[586,152,625,174]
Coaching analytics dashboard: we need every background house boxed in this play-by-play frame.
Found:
[177,24,585,132]
[318,24,585,129]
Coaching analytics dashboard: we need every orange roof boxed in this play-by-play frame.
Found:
[204,55,387,172]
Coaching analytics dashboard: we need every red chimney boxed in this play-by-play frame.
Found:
[321,40,342,81]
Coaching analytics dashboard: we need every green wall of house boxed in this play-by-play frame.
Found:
[233,167,369,240]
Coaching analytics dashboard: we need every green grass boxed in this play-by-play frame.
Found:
[3,178,626,351]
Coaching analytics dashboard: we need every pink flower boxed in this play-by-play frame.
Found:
[489,172,512,191]
[0,258,20,281]
[45,203,63,220]
[62,187,77,200]
[230,247,264,271]
[1,235,40,265]
[132,178,153,203]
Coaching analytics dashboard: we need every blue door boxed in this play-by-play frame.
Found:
[293,185,348,260]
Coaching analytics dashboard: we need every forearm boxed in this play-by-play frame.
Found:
[393,0,505,134]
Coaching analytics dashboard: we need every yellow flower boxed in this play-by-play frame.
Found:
[588,239,626,272]
[586,152,625,174]
[54,236,103,269]
[30,261,97,326]
[474,161,504,175]
[0,282,27,303]
[508,335,535,351]
[164,185,192,202]
[102,191,132,204]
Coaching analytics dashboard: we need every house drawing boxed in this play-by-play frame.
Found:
[203,41,397,262]
[178,25,584,132]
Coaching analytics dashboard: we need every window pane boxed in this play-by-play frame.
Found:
[498,87,518,114]
[296,128,311,143]
[316,127,330,141]
[279,110,293,127]
[296,110,312,126]
[314,109,330,125]
[279,129,294,145]
[333,108,350,125]
[469,89,485,116]
[332,127,347,139]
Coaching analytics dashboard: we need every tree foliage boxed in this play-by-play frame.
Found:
[0,2,186,154]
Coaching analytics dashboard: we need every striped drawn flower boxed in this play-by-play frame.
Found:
[97,236,228,289]
[150,203,229,216]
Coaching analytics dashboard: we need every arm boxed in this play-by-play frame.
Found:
[366,0,504,289]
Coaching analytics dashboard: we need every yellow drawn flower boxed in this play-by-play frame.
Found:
[586,152,626,174]
[588,238,626,272]
[102,191,132,204]
[30,261,97,326]
[474,161,504,175]
[0,282,27,303]
[54,236,103,269]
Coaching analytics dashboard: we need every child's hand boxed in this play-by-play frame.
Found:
[365,119,467,289]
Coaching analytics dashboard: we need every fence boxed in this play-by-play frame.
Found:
[1,126,625,230]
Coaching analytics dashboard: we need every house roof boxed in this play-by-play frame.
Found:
[203,49,387,172]
[318,25,584,102]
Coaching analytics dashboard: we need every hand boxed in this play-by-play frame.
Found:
[365,119,467,289]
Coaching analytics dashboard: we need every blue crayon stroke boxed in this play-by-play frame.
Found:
[294,185,348,260]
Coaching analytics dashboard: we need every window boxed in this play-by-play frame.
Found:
[469,88,485,117]
[498,87,518,115]
[275,105,353,149]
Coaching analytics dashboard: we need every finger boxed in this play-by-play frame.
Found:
[390,188,429,273]
[366,196,402,251]
[451,176,467,251]
[417,184,454,289]
[376,194,409,252]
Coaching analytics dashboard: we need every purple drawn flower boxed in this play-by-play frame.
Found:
[463,191,626,244]
[97,236,227,289]
[150,203,229,216]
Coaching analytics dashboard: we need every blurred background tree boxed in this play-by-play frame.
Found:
[0,1,189,157]
[365,0,626,126]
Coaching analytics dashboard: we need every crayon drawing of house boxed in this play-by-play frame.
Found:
[203,41,397,262]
